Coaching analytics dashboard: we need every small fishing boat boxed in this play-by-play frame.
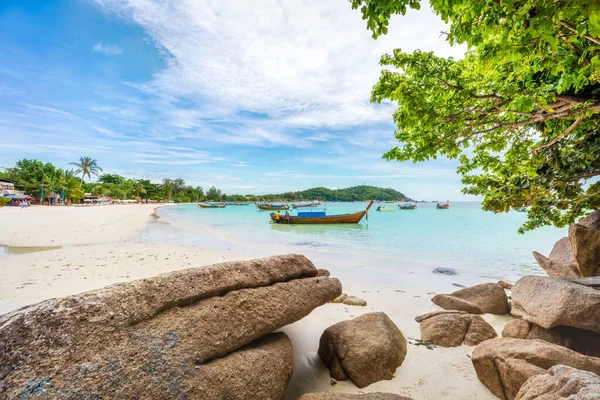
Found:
[376,204,396,212]
[292,201,321,209]
[256,203,290,211]
[398,203,417,210]
[198,202,226,208]
[270,201,374,224]
[436,200,450,209]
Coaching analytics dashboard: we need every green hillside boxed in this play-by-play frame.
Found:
[253,185,409,202]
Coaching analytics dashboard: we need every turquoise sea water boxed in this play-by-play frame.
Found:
[158,202,566,282]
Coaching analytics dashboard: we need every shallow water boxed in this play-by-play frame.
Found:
[158,202,565,282]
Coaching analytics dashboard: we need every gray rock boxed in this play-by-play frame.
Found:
[433,267,457,275]
[471,338,600,400]
[516,365,600,400]
[502,319,600,357]
[569,223,600,277]
[432,283,509,315]
[511,276,600,333]
[318,312,407,388]
[0,255,341,399]
[416,310,497,347]
[532,237,580,278]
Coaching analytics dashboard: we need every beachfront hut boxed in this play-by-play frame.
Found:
[0,178,15,191]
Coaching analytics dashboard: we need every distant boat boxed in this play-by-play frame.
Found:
[270,201,374,224]
[257,203,290,211]
[376,204,396,212]
[436,200,450,209]
[398,203,417,210]
[198,202,226,208]
[292,201,321,209]
[516,206,527,213]
[228,202,250,206]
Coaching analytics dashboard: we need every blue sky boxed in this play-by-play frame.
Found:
[0,0,473,199]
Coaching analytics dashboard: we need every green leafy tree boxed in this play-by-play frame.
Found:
[91,185,108,197]
[99,174,125,185]
[69,156,103,185]
[132,180,147,199]
[350,0,600,231]
[206,186,222,201]
[162,178,173,201]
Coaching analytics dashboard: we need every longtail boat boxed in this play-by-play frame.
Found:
[198,202,226,208]
[436,200,450,209]
[376,204,396,212]
[292,201,321,209]
[256,203,290,211]
[399,203,417,210]
[270,201,374,224]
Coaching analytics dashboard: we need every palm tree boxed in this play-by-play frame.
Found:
[132,180,147,199]
[69,156,103,185]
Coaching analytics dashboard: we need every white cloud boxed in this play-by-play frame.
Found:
[93,43,124,55]
[92,0,464,130]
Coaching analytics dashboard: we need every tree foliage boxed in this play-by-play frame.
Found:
[351,0,600,231]
[69,156,103,183]
[250,185,408,202]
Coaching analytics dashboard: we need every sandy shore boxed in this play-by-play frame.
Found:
[0,204,158,247]
[0,204,506,399]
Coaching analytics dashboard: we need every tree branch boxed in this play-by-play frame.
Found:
[533,116,584,152]
[559,21,600,46]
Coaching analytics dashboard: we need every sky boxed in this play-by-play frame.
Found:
[0,0,472,199]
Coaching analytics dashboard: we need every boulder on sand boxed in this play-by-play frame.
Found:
[516,365,600,400]
[342,296,367,306]
[416,310,497,347]
[299,393,413,399]
[569,223,600,277]
[532,237,580,278]
[318,312,407,388]
[182,332,294,400]
[0,254,341,399]
[502,319,600,357]
[431,283,509,315]
[471,337,600,400]
[511,276,600,333]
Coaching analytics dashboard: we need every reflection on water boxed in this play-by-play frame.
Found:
[0,245,62,257]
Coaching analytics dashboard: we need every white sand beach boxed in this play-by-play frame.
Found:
[0,204,507,399]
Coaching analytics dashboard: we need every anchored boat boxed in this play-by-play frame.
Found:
[398,202,417,210]
[198,202,226,208]
[256,203,290,211]
[376,203,396,212]
[292,201,321,209]
[436,200,450,209]
[270,201,374,224]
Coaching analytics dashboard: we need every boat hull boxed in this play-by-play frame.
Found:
[270,211,366,224]
[199,204,226,208]
[257,204,290,211]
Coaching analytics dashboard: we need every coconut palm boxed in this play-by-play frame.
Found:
[69,156,103,185]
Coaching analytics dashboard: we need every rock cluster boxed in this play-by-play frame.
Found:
[318,312,407,388]
[0,254,341,399]
[431,282,509,315]
[416,310,497,347]
[472,271,600,398]
[533,210,600,278]
[471,338,600,400]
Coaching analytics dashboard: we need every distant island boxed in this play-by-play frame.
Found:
[251,186,410,202]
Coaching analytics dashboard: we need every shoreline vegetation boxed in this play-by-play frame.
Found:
[1,158,412,204]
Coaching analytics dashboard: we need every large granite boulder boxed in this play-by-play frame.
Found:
[471,338,600,400]
[511,276,600,333]
[579,210,600,230]
[415,310,497,347]
[431,283,509,315]
[516,365,600,400]
[569,223,600,277]
[299,394,413,399]
[532,237,580,278]
[503,319,600,357]
[318,312,407,388]
[0,254,341,399]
